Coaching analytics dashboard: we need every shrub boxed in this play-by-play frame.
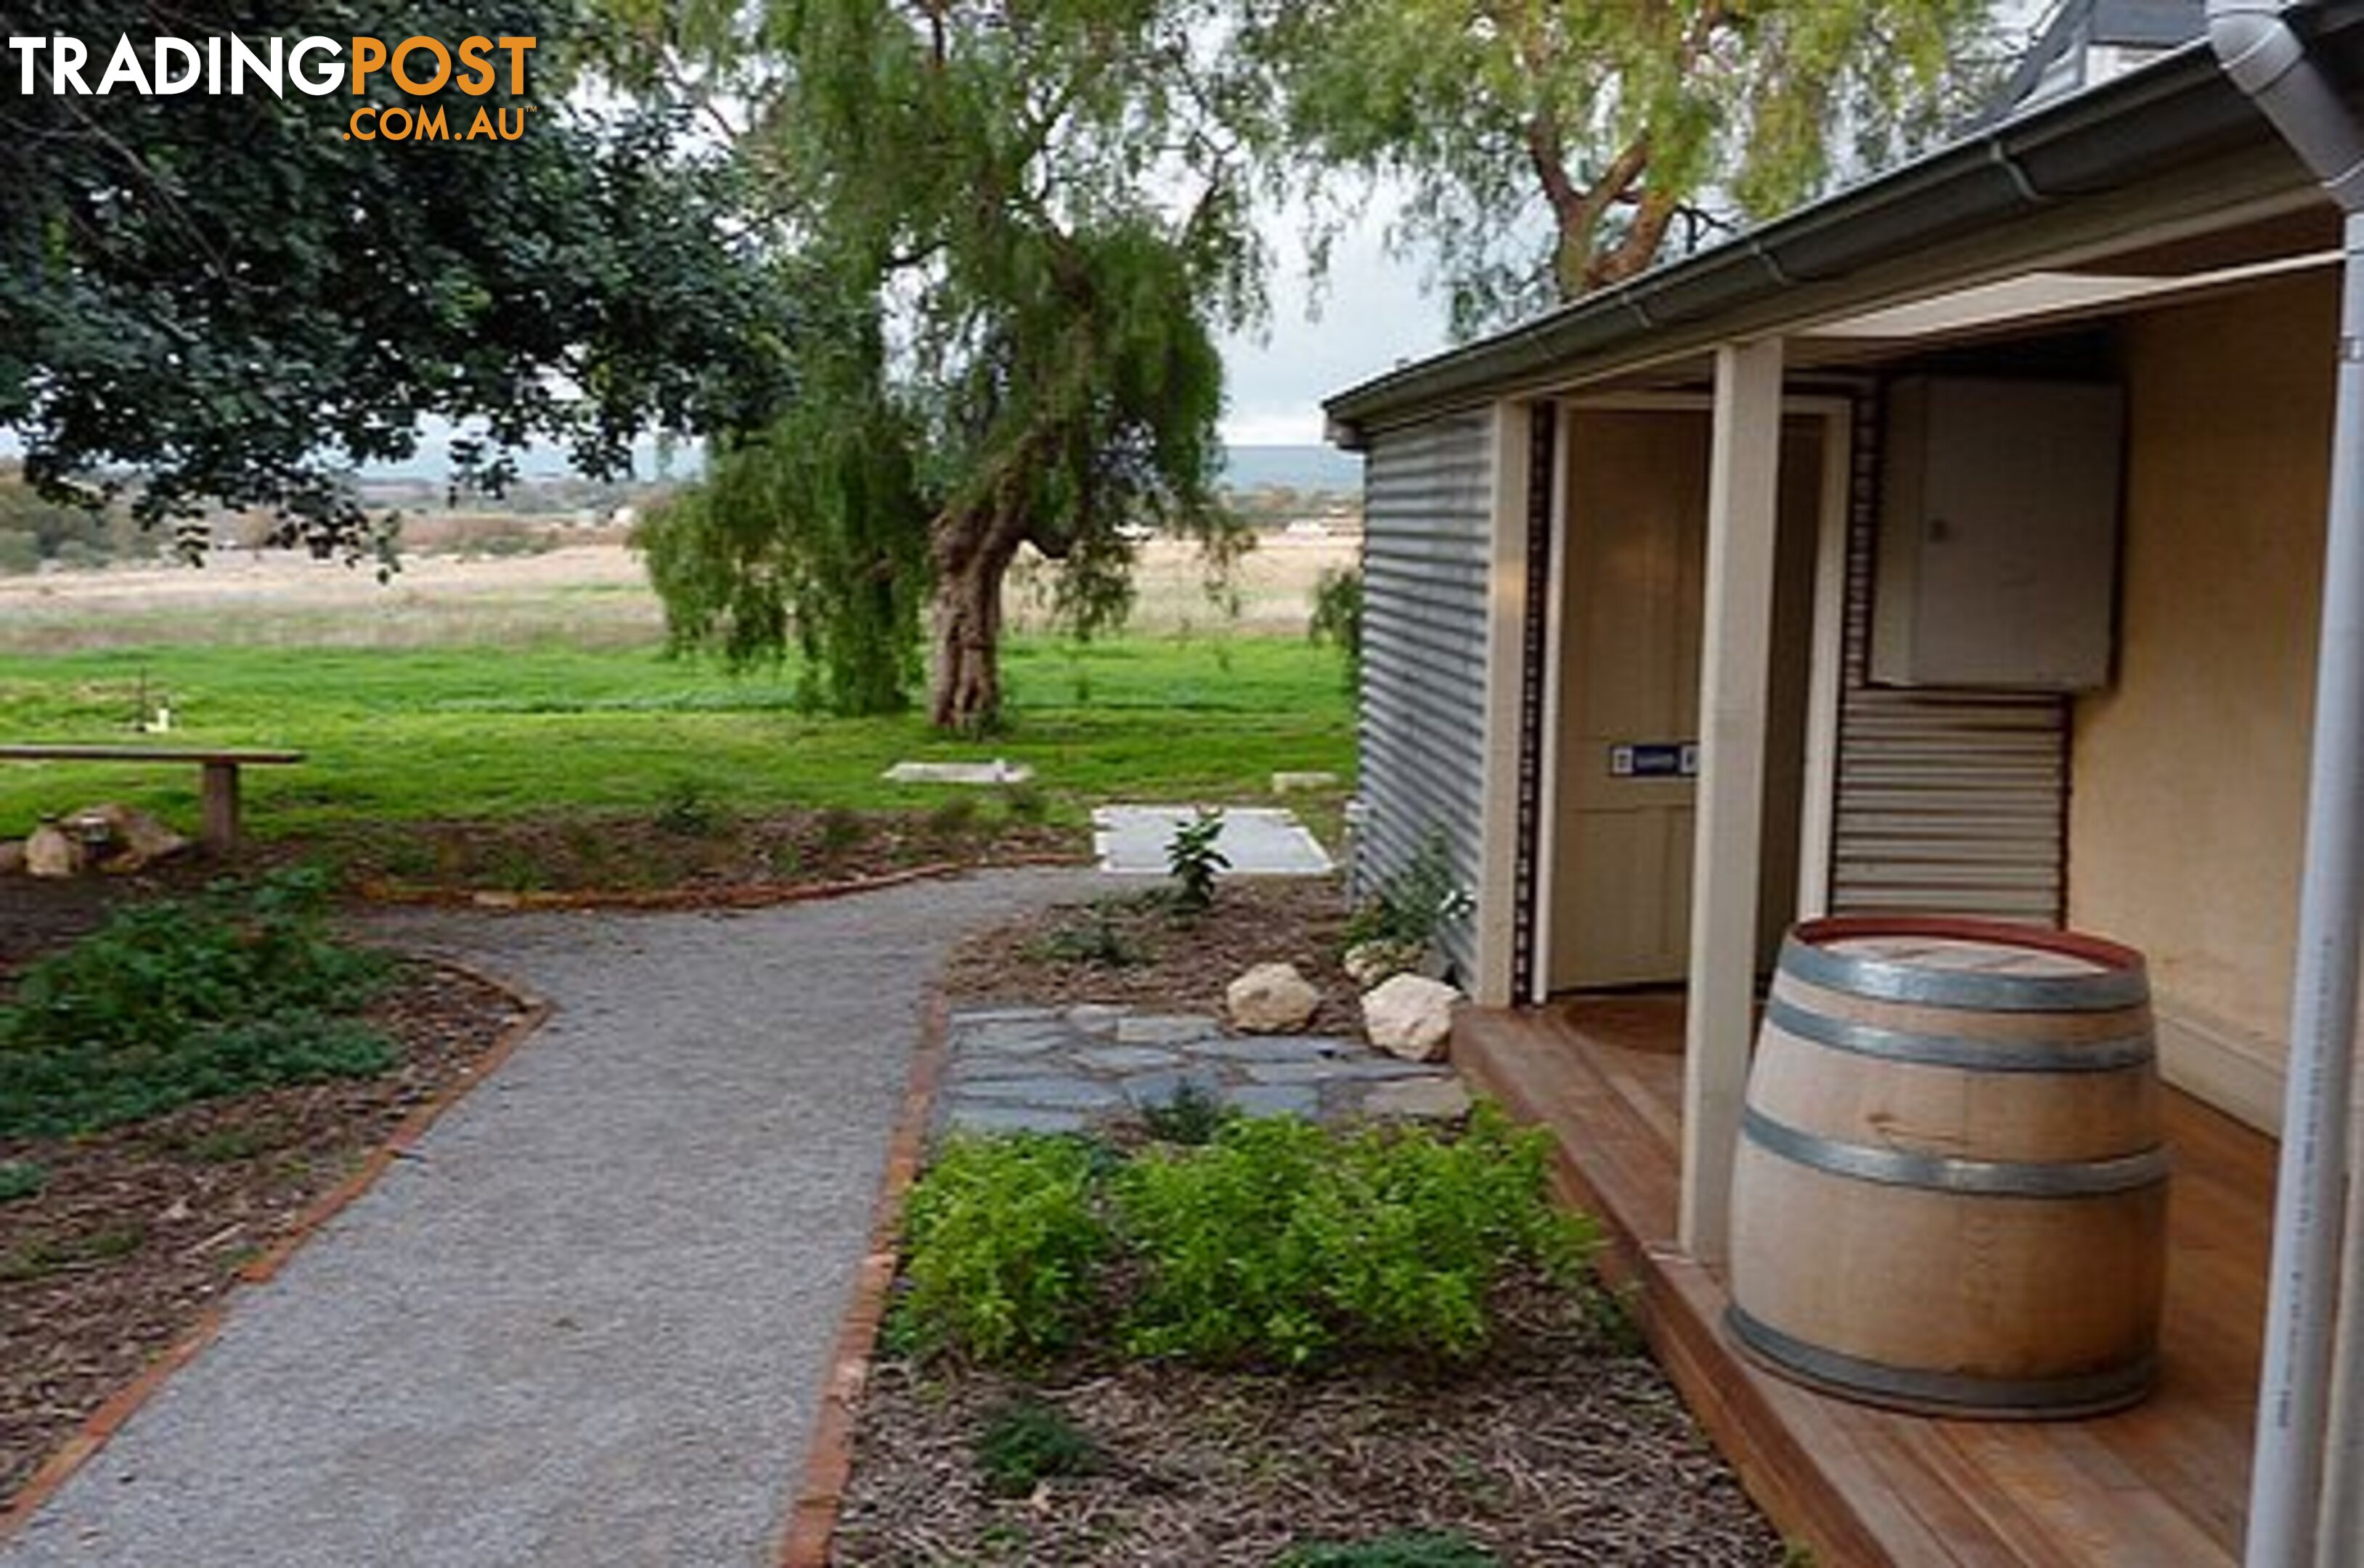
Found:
[1345,830,1473,953]
[1165,807,1229,915]
[892,1134,1110,1363]
[0,869,394,1138]
[1113,1107,1593,1368]
[653,777,728,837]
[999,779,1048,824]
[0,1159,46,1204]
[1035,904,1149,969]
[1276,1532,1499,1568]
[974,1398,1099,1497]
[925,794,981,839]
[1307,565,1364,693]
[1138,1079,1228,1146]
[817,806,868,856]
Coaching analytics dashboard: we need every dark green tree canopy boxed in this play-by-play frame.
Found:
[1,0,798,553]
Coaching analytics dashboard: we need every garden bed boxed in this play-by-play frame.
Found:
[836,1287,1785,1566]
[330,804,1078,902]
[831,1106,1788,1567]
[0,923,534,1508]
[941,877,1364,1034]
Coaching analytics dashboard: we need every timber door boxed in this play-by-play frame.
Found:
[1545,407,1825,992]
[1551,409,1711,988]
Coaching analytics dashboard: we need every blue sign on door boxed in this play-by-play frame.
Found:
[1609,742,1699,779]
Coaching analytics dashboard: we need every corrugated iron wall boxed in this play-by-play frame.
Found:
[1827,389,2071,924]
[1356,407,1497,979]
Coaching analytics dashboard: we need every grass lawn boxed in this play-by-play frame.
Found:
[0,635,1355,849]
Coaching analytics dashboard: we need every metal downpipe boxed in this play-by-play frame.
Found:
[2206,4,2364,1564]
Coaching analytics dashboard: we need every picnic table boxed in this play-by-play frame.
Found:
[0,744,306,853]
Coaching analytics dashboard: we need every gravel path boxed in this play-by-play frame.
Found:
[1,867,1100,1568]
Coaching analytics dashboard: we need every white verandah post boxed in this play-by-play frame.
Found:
[1679,338,1787,1265]
[1472,400,1536,1009]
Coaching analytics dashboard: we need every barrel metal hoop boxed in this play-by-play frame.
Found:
[1727,1304,2159,1416]
[1741,1105,2171,1197]
[1780,936,2152,1013]
[1763,995,2156,1074]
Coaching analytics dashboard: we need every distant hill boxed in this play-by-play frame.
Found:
[1219,444,1362,494]
[349,436,1362,495]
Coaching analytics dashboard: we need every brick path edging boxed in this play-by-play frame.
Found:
[775,991,953,1568]
[357,853,1084,914]
[0,959,553,1545]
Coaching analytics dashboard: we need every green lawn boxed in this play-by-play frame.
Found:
[0,636,1355,845]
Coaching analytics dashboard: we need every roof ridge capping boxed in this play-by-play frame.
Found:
[1325,2,2364,444]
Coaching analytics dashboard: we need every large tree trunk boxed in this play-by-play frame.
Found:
[929,510,1018,732]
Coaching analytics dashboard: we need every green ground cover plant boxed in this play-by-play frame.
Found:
[0,870,394,1137]
[889,1107,1597,1372]
[1274,1532,1499,1568]
[973,1399,1101,1498]
[0,636,1352,843]
[893,1133,1110,1364]
[1116,1109,1592,1366]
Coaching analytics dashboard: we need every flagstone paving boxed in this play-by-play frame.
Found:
[935,1005,1467,1136]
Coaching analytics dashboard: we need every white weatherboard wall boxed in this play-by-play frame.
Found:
[1356,408,1498,981]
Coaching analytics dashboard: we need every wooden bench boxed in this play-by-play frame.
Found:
[0,745,306,853]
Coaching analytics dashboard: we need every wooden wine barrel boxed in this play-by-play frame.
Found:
[1726,915,2168,1418]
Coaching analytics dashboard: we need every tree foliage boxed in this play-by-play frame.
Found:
[613,0,1260,729]
[635,285,929,715]
[1,0,797,555]
[1256,0,1996,335]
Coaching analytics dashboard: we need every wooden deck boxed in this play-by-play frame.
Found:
[1454,995,2273,1568]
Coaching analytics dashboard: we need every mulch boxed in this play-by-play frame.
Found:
[940,878,1366,1035]
[0,959,533,1510]
[330,809,1078,904]
[833,1283,1787,1567]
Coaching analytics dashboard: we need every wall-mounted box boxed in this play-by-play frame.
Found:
[1872,376,2124,692]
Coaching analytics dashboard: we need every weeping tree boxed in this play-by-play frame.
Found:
[638,277,930,716]
[1252,0,1997,336]
[614,0,1261,731]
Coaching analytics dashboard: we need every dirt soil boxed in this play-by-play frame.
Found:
[0,960,533,1508]
[331,809,1077,904]
[835,1283,1785,1567]
[940,878,1364,1034]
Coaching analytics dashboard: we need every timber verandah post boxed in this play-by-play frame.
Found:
[1680,338,1788,1265]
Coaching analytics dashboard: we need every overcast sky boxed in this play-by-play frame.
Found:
[1215,200,1450,447]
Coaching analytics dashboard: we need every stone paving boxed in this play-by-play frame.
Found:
[937,1005,1472,1136]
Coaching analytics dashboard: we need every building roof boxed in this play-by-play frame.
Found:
[1324,1,2364,446]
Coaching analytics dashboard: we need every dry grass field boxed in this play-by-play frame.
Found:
[0,534,1357,653]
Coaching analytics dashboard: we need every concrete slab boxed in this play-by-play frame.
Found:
[881,759,1034,785]
[1090,805,1334,876]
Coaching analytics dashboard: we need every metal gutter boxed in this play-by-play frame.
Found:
[1324,7,2364,446]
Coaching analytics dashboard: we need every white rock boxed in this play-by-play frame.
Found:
[25,822,83,878]
[68,802,190,872]
[1363,1077,1474,1122]
[1226,962,1322,1034]
[1361,973,1461,1062]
